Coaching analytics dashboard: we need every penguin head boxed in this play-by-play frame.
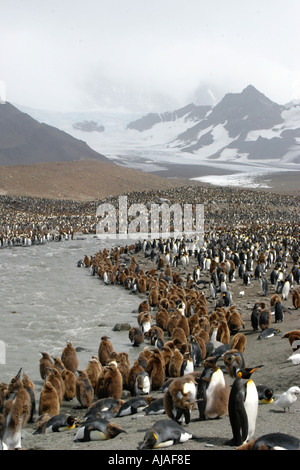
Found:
[237,365,263,379]
[140,430,158,449]
[107,422,127,438]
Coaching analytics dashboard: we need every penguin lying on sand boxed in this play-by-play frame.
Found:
[237,432,300,450]
[139,419,202,449]
[145,397,165,415]
[74,417,126,442]
[116,396,154,417]
[257,328,282,340]
[33,413,77,434]
[84,398,124,420]
[256,385,274,404]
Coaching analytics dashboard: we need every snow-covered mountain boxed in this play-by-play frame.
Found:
[16,85,300,174]
[127,85,300,164]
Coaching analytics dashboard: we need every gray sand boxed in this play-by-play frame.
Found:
[20,250,300,452]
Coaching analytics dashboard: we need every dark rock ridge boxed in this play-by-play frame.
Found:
[0,102,108,166]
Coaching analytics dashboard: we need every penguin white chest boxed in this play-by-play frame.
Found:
[244,379,258,442]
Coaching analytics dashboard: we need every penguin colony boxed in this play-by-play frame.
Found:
[0,185,300,450]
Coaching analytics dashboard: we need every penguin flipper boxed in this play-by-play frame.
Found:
[229,391,248,446]
[282,305,292,315]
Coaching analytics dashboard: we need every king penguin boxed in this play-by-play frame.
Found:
[227,365,263,446]
[139,419,201,449]
[74,417,126,442]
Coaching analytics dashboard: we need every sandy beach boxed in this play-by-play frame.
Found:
[18,238,300,452]
[1,176,299,454]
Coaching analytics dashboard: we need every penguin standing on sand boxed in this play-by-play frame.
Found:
[197,356,229,421]
[75,370,94,409]
[39,380,60,417]
[164,376,197,424]
[260,275,268,296]
[227,365,263,446]
[39,352,54,380]
[98,336,114,366]
[1,369,31,449]
[61,342,79,373]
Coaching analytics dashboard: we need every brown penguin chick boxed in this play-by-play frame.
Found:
[85,357,103,390]
[196,328,210,344]
[34,413,51,435]
[98,336,114,366]
[137,347,152,369]
[138,300,150,313]
[177,314,190,338]
[145,348,165,391]
[61,369,76,401]
[22,373,36,423]
[227,311,245,335]
[137,277,147,294]
[39,380,60,416]
[161,345,173,375]
[163,376,197,424]
[155,308,170,331]
[168,349,183,378]
[270,294,282,307]
[259,308,272,330]
[52,356,65,372]
[127,361,145,396]
[145,326,164,345]
[129,327,144,347]
[39,352,54,380]
[102,363,123,399]
[171,326,187,346]
[138,311,152,334]
[61,342,79,373]
[188,314,200,333]
[198,356,230,420]
[198,316,211,334]
[223,350,245,378]
[216,320,230,344]
[292,290,300,309]
[230,332,247,353]
[281,330,300,351]
[45,368,64,405]
[1,387,31,449]
[75,370,94,408]
[116,353,130,391]
[148,288,160,308]
[7,367,23,395]
[167,312,181,337]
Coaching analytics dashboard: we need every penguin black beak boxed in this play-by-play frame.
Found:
[250,365,264,373]
[16,367,23,379]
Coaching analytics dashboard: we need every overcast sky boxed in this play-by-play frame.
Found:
[1,0,300,112]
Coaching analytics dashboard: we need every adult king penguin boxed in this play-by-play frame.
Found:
[227,365,263,446]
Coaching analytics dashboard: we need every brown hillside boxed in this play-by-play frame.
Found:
[0,159,194,201]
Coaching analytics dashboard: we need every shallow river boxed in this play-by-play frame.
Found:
[0,236,141,385]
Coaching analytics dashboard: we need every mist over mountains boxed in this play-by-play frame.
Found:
[3,84,300,170]
[126,85,300,164]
